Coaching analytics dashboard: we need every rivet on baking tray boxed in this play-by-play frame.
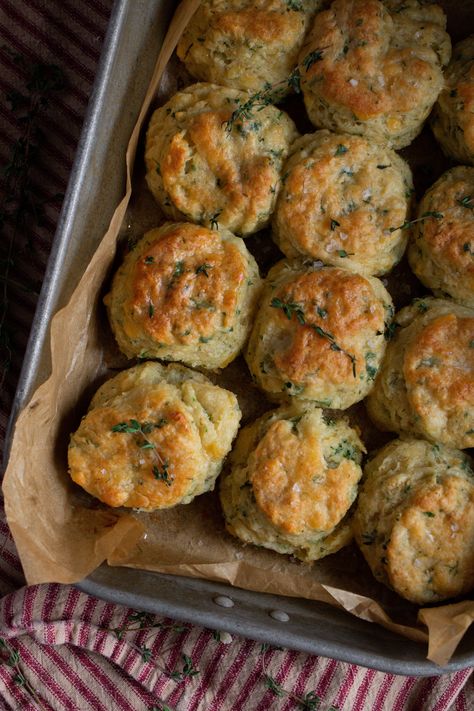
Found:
[269,609,290,622]
[213,595,234,608]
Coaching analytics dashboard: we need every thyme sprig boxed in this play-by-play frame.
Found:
[389,211,443,233]
[111,419,173,484]
[0,638,45,709]
[224,49,325,132]
[271,297,357,377]
[261,644,340,710]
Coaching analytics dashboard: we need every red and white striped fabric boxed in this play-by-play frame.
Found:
[0,2,472,709]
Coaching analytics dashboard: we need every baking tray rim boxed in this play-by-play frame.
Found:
[4,0,474,677]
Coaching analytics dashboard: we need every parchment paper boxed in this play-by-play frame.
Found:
[3,0,474,667]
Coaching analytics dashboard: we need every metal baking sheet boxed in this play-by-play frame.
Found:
[4,0,474,676]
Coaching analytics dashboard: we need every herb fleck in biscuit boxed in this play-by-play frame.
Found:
[68,362,241,510]
[177,0,322,94]
[298,0,451,148]
[220,403,365,561]
[431,35,474,165]
[104,222,262,369]
[245,260,393,408]
[408,167,474,308]
[145,83,298,236]
[273,131,413,275]
[354,438,474,604]
[366,298,474,449]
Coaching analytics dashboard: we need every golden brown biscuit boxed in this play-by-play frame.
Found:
[104,222,262,369]
[298,0,451,148]
[220,402,365,561]
[353,438,474,604]
[366,298,474,449]
[68,362,241,510]
[245,260,393,408]
[145,83,298,237]
[431,35,474,165]
[408,167,474,308]
[177,0,322,94]
[273,131,413,275]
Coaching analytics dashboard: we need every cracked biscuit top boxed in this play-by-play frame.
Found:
[177,0,323,93]
[298,0,451,148]
[245,260,393,409]
[145,83,298,236]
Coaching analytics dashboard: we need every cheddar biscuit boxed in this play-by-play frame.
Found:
[353,438,474,604]
[273,131,413,275]
[104,222,262,369]
[68,362,241,510]
[431,35,474,165]
[177,0,322,94]
[298,0,451,148]
[145,83,298,236]
[408,168,474,308]
[220,403,365,561]
[366,298,474,449]
[245,260,393,409]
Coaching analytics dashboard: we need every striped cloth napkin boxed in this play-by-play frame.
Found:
[0,1,472,709]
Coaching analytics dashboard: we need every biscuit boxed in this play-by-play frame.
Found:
[220,402,365,561]
[177,0,322,94]
[353,438,474,604]
[68,362,241,510]
[366,298,474,449]
[408,167,474,308]
[298,0,451,149]
[431,35,474,165]
[145,83,298,236]
[273,131,413,275]
[245,260,393,409]
[104,222,262,369]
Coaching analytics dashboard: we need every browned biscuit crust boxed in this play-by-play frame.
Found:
[245,260,393,408]
[105,222,261,368]
[366,298,474,449]
[273,130,413,275]
[220,402,364,560]
[298,0,450,148]
[68,362,241,510]
[177,0,322,93]
[432,35,474,165]
[353,438,474,604]
[145,83,298,236]
[408,167,474,307]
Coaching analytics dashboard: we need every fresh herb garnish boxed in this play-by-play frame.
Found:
[457,195,474,210]
[195,263,212,277]
[337,249,354,258]
[168,654,200,681]
[112,419,170,480]
[271,297,305,324]
[389,211,443,233]
[264,675,285,697]
[335,144,348,156]
[152,462,173,487]
[210,211,221,230]
[224,49,324,132]
[173,261,185,278]
[144,256,155,264]
[330,219,340,231]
